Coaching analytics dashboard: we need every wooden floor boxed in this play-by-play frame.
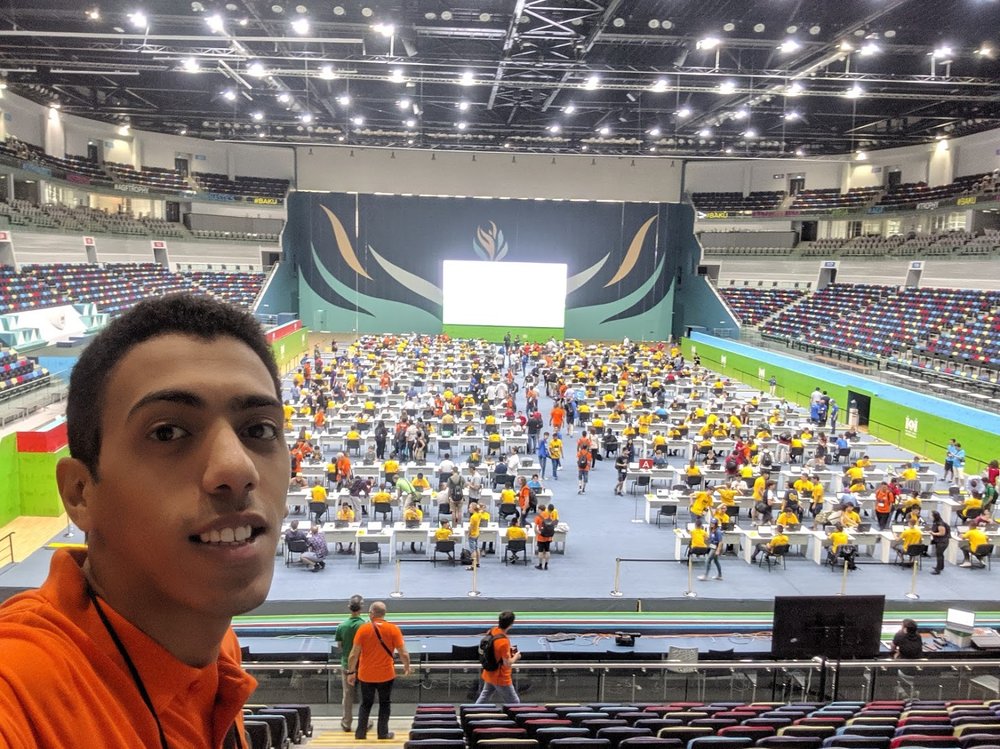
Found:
[0,512,70,565]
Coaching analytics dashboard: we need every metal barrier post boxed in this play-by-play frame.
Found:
[683,554,697,598]
[390,558,404,598]
[839,556,849,596]
[468,560,481,597]
[610,558,623,597]
[631,493,644,524]
[905,558,920,600]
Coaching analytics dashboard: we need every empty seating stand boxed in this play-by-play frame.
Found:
[719,287,806,327]
[413,700,1000,749]
[692,192,785,212]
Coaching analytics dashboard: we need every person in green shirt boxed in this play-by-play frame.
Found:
[335,595,372,733]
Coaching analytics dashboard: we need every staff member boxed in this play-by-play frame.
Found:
[890,619,923,659]
[346,601,411,741]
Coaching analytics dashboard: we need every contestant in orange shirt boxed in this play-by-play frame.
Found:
[0,295,289,748]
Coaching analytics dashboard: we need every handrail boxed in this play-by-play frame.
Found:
[0,531,14,567]
[240,658,1000,672]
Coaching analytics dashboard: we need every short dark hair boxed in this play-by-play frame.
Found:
[67,294,280,478]
[498,610,516,629]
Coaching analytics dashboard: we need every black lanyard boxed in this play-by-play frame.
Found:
[86,585,244,749]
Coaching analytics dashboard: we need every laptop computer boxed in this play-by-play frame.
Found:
[404,518,422,529]
[856,523,872,533]
[721,522,735,531]
[333,519,349,528]
[785,523,802,532]
[985,523,999,532]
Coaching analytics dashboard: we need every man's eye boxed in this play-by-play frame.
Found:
[151,425,188,442]
[246,422,279,440]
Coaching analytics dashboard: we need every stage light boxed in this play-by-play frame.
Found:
[584,74,600,90]
[182,57,201,73]
[205,13,224,33]
[318,65,336,80]
[698,36,721,50]
[291,17,310,35]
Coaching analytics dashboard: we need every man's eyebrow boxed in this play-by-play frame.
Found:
[127,390,204,420]
[126,391,283,420]
[231,394,284,411]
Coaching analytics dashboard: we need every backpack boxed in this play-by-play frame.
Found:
[459,548,473,565]
[478,631,507,672]
[540,517,557,537]
[577,454,589,469]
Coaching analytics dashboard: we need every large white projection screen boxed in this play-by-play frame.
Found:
[442,260,567,327]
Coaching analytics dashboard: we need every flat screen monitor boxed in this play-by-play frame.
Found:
[771,595,885,659]
[945,608,976,635]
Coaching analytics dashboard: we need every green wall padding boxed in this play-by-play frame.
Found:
[0,435,19,527]
[17,448,67,517]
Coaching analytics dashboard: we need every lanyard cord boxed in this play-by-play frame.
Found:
[86,584,169,749]
[85,585,244,749]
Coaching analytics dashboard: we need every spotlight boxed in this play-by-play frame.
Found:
[277,92,291,103]
[457,100,470,111]
[598,125,610,136]
[677,106,692,118]
[648,126,662,137]
[372,21,395,37]
[337,94,351,106]
[300,112,313,124]
[182,57,201,73]
[697,36,721,50]
[563,104,577,114]
[584,74,600,90]
[251,111,264,121]
[318,65,336,80]
[389,68,405,83]
[247,61,266,77]
[778,39,801,53]
[351,115,364,126]
[222,89,237,101]
[205,13,224,33]
[291,17,310,35]
[397,98,411,109]
[859,42,880,57]
[718,80,736,94]
[460,70,475,86]
[457,121,468,130]
[127,10,148,29]
[649,78,668,93]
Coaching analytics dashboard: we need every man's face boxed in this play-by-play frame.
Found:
[65,333,288,623]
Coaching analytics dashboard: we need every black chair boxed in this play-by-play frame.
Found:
[499,504,520,525]
[242,721,270,749]
[597,727,653,747]
[346,438,361,455]
[308,500,328,524]
[897,543,928,569]
[760,544,789,571]
[686,475,703,488]
[504,539,528,565]
[434,540,456,566]
[973,543,994,570]
[404,740,467,749]
[535,727,591,747]
[631,475,651,495]
[687,546,709,561]
[358,540,382,568]
[255,707,301,744]
[656,504,677,528]
[285,537,308,566]
[373,500,393,523]
[438,501,453,522]
[249,713,288,749]
[273,703,313,737]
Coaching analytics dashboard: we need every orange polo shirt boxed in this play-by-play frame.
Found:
[354,620,404,683]
[0,549,255,748]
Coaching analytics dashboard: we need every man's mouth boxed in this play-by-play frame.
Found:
[191,525,267,546]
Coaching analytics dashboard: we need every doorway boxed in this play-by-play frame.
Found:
[789,176,806,195]
[174,157,189,178]
[847,391,871,429]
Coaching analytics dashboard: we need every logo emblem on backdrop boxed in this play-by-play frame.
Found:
[473,221,509,261]
[904,417,918,438]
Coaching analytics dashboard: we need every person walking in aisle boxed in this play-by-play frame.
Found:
[698,518,724,581]
[475,611,522,705]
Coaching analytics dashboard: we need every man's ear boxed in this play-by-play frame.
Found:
[56,457,97,532]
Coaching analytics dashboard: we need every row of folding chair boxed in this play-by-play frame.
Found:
[241,703,312,749]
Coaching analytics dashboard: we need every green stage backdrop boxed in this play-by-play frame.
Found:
[684,335,997,472]
[285,193,729,340]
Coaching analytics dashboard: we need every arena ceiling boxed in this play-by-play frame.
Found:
[0,1,999,158]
